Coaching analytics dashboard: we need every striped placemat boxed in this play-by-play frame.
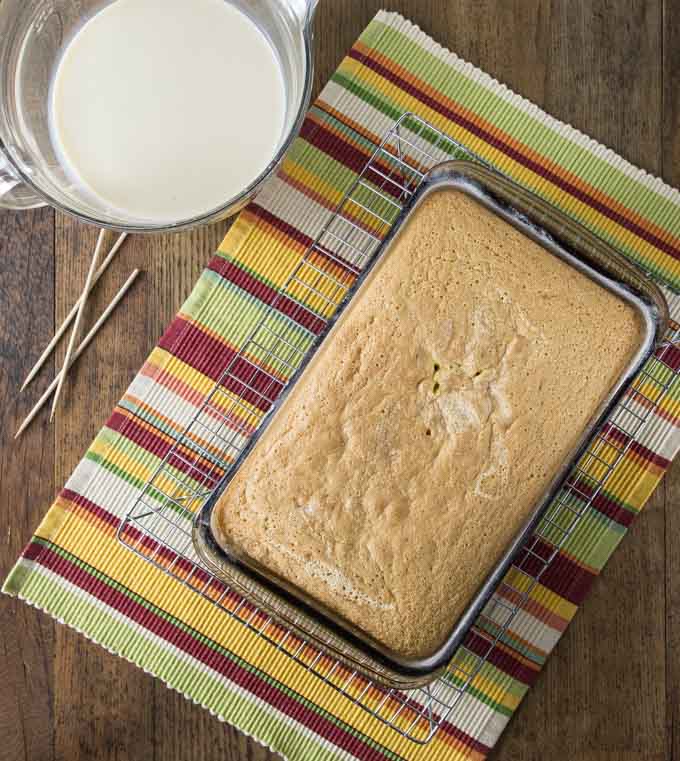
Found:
[4,11,680,760]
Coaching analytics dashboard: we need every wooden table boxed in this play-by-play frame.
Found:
[1,2,678,759]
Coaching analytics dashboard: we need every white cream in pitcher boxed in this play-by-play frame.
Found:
[49,0,286,222]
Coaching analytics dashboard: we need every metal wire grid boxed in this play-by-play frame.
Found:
[117,112,680,743]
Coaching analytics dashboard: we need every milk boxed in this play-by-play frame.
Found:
[49,0,286,222]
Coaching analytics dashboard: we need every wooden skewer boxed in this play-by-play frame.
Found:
[21,232,129,391]
[49,230,107,421]
[15,269,142,439]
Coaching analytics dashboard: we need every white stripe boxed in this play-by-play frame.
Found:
[377,11,680,207]
[19,562,353,761]
[257,174,343,241]
[506,608,563,654]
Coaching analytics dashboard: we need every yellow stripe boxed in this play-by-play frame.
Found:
[606,456,664,508]
[281,156,346,209]
[348,60,678,275]
[50,509,471,758]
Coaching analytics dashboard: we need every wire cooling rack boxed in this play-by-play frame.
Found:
[118,112,680,744]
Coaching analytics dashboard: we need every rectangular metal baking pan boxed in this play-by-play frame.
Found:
[193,161,669,690]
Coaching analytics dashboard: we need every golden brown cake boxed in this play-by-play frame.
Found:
[213,189,642,658]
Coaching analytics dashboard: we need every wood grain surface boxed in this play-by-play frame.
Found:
[0,2,678,760]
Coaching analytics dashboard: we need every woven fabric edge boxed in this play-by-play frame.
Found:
[376,10,680,208]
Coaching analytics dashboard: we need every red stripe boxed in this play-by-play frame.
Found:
[590,489,635,527]
[158,275,324,375]
[159,317,261,390]
[300,118,371,179]
[58,489,254,611]
[158,317,245,386]
[107,410,174,461]
[560,477,636,528]
[49,491,488,751]
[434,721,489,755]
[562,440,669,528]
[246,203,313,250]
[629,439,671,469]
[208,256,290,305]
[600,421,633,449]
[61,488,120,530]
[159,318,287,414]
[298,120,405,202]
[537,552,597,605]
[208,252,328,334]
[514,538,597,605]
[23,541,44,563]
[463,629,539,686]
[350,49,680,263]
[125,524,203,579]
[158,316,235,380]
[657,342,680,371]
[57,489,199,577]
[246,204,359,277]
[106,411,225,489]
[31,541,400,761]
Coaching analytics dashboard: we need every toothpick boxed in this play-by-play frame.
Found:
[21,232,128,391]
[15,270,142,439]
[49,230,106,420]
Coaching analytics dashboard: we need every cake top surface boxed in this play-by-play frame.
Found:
[213,188,643,658]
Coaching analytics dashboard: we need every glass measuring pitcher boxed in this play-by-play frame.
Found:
[0,0,318,231]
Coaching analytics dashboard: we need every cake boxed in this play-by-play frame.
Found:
[213,188,642,658]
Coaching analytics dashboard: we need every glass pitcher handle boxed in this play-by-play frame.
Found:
[0,146,45,210]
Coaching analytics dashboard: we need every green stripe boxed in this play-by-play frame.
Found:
[181,271,280,345]
[4,14,680,760]
[331,26,680,287]
[567,509,627,571]
[8,563,350,761]
[185,268,320,356]
[370,21,680,227]
[286,140,362,201]
[63,448,540,715]
[26,540,407,761]
[86,431,212,523]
